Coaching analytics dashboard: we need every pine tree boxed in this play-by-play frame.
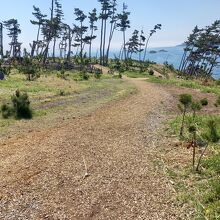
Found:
[105,0,118,65]
[98,0,112,65]
[3,19,22,58]
[181,20,220,78]
[88,8,98,60]
[74,8,88,65]
[30,6,47,57]
[126,29,139,59]
[143,24,162,62]
[52,0,64,61]
[117,3,130,61]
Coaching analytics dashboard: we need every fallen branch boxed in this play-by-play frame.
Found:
[83,156,89,179]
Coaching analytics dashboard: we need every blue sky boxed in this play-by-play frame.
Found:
[1,0,220,51]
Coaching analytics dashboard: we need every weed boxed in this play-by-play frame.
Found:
[200,98,209,106]
[178,93,192,136]
[1,90,32,120]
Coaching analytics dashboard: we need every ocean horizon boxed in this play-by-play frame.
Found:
[109,45,220,79]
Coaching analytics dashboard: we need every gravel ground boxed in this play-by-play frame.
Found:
[0,77,182,219]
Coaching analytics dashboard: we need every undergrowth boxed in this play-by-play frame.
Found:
[169,114,220,219]
[148,76,220,95]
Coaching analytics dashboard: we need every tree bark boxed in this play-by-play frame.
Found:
[102,14,107,66]
[99,16,104,65]
[123,30,126,60]
[180,108,186,136]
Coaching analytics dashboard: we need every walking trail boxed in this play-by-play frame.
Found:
[0,77,180,219]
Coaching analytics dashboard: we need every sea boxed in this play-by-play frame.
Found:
[110,45,220,79]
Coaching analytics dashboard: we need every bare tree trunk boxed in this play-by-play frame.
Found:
[179,50,187,71]
[35,24,41,56]
[119,44,123,60]
[99,15,104,65]
[105,4,117,65]
[143,37,150,62]
[52,37,56,62]
[105,23,116,65]
[123,30,126,60]
[192,132,196,170]
[66,26,72,62]
[51,0,54,21]
[80,22,83,68]
[180,108,186,136]
[42,41,50,64]
[139,38,142,62]
[102,16,107,66]
[196,143,209,172]
[89,29,94,60]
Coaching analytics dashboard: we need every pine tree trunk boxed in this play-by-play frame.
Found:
[180,108,186,136]
[52,37,56,62]
[143,37,150,62]
[192,132,196,170]
[89,29,94,61]
[123,30,126,60]
[99,16,104,65]
[105,23,115,66]
[102,16,107,66]
[42,41,50,64]
[196,143,208,172]
[35,24,41,56]
[67,27,72,62]
[179,50,187,71]
[51,0,54,20]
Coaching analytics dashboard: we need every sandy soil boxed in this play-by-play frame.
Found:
[0,77,182,219]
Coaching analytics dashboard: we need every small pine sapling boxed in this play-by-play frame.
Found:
[188,125,197,170]
[191,101,202,119]
[178,94,192,136]
[196,119,219,172]
[11,90,32,119]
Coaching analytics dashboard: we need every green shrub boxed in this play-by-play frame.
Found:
[191,101,202,118]
[59,90,65,96]
[205,120,220,143]
[215,96,220,107]
[203,154,220,174]
[11,90,32,119]
[206,179,220,203]
[179,94,192,106]
[1,103,13,118]
[94,69,102,79]
[201,179,220,219]
[18,57,40,81]
[57,69,67,80]
[164,61,175,71]
[80,71,90,80]
[200,98,209,106]
[149,69,154,75]
[1,90,32,119]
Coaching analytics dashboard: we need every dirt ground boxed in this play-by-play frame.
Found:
[0,77,195,219]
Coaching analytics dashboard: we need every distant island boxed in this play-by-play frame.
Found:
[158,49,168,52]
[149,49,168,54]
[149,50,157,54]
[176,43,186,47]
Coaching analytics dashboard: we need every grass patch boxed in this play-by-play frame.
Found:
[147,75,220,95]
[0,73,135,133]
[169,114,220,219]
[125,71,149,78]
[170,114,220,139]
